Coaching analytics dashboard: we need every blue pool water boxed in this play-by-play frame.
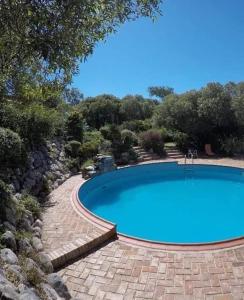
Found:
[79,163,244,243]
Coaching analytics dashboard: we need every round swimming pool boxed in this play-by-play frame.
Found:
[78,163,244,244]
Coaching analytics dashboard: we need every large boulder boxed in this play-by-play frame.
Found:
[37,252,53,274]
[47,273,71,300]
[0,231,17,251]
[31,237,43,252]
[0,248,18,265]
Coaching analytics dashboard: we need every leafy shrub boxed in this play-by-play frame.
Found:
[65,111,83,142]
[80,141,99,160]
[66,158,81,173]
[121,119,152,132]
[20,194,41,219]
[100,125,135,160]
[140,129,165,156]
[0,127,25,167]
[99,139,112,155]
[64,140,82,158]
[219,136,244,156]
[81,159,94,169]
[83,130,104,144]
[20,104,62,145]
[0,180,12,220]
[172,131,190,153]
[0,103,62,146]
[121,129,137,147]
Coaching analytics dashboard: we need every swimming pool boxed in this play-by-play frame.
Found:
[78,162,244,244]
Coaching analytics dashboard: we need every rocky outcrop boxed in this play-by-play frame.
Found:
[0,139,73,300]
[1,139,70,197]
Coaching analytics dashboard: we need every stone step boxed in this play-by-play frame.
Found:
[48,226,116,270]
[166,149,181,154]
[167,154,184,159]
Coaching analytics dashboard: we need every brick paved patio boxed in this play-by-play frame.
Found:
[42,158,244,299]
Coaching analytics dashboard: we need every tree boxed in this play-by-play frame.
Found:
[65,111,84,142]
[0,1,162,94]
[63,88,84,106]
[78,95,121,129]
[148,86,174,100]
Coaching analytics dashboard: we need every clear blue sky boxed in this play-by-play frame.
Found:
[72,0,244,98]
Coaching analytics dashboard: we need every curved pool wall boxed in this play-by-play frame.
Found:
[78,162,244,245]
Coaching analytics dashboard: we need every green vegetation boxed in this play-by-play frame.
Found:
[19,194,41,219]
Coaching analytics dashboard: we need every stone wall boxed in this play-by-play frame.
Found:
[2,138,70,197]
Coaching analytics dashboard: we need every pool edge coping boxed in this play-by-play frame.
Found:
[73,161,244,252]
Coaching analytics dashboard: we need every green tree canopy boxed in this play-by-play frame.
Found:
[148,86,174,100]
[0,0,162,94]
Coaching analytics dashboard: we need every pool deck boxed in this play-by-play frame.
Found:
[42,157,244,299]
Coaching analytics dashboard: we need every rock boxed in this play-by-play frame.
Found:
[18,238,34,255]
[19,217,32,232]
[47,273,71,300]
[25,211,34,225]
[5,205,17,226]
[38,252,53,274]
[12,179,20,192]
[0,231,17,251]
[85,165,95,171]
[23,177,36,191]
[31,237,43,252]
[0,248,18,265]
[24,258,44,279]
[33,219,43,229]
[5,264,26,283]
[32,227,42,238]
[19,287,40,300]
[0,283,20,300]
[0,269,20,300]
[40,283,62,300]
[33,152,44,168]
[3,222,16,233]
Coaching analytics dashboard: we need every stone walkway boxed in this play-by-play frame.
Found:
[42,158,244,299]
[42,175,105,252]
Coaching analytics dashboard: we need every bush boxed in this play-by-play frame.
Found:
[80,141,99,160]
[140,129,165,156]
[66,158,81,173]
[65,111,83,142]
[172,131,190,153]
[20,104,62,145]
[121,119,152,132]
[64,140,82,158]
[0,180,12,220]
[121,129,137,148]
[20,194,41,219]
[0,127,25,167]
[219,136,243,156]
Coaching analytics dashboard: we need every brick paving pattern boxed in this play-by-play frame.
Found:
[42,158,244,299]
[42,174,104,252]
[59,240,244,300]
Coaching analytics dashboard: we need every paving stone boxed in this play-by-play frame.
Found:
[42,159,244,299]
